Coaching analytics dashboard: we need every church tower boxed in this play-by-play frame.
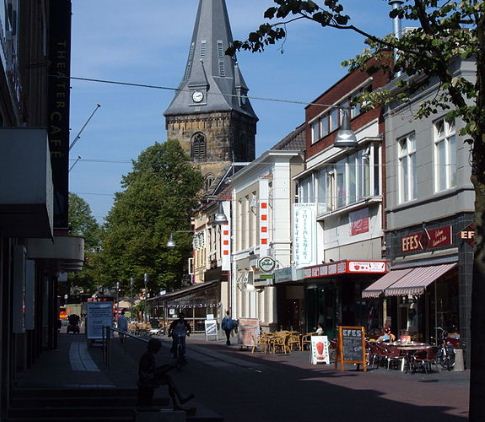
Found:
[164,0,258,193]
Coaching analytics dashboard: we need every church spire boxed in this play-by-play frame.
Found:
[164,0,257,120]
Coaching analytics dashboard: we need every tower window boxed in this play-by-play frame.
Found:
[200,40,207,58]
[191,132,206,161]
[205,173,215,191]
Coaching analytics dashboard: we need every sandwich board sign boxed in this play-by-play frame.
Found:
[310,336,330,365]
[336,326,367,372]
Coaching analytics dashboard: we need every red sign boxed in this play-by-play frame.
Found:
[401,226,452,254]
[458,223,475,247]
[303,260,388,279]
[349,208,369,236]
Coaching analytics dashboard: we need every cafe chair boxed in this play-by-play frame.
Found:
[412,347,438,374]
[382,345,406,370]
[287,332,302,351]
[301,332,317,351]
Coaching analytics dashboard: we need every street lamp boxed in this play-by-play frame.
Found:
[214,202,228,225]
[166,230,194,249]
[334,107,358,148]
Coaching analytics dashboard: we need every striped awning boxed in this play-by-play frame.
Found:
[384,263,457,297]
[362,268,414,298]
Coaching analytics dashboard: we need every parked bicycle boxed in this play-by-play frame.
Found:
[435,327,456,371]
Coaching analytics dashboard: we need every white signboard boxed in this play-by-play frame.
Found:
[204,319,218,340]
[293,203,316,267]
[310,336,330,365]
[86,302,113,340]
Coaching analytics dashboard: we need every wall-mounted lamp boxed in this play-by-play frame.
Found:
[213,202,228,225]
[334,107,358,148]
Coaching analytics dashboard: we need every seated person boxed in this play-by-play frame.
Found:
[315,323,325,336]
[138,338,195,413]
[377,327,396,343]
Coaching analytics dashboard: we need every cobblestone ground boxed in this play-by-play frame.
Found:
[170,335,469,422]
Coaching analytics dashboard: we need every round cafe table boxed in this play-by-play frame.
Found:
[393,343,433,373]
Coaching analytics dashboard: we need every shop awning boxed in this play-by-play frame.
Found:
[384,263,457,297]
[362,268,414,298]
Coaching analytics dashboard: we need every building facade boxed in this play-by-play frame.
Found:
[364,58,475,363]
[275,63,391,337]
[230,125,305,330]
[0,1,83,418]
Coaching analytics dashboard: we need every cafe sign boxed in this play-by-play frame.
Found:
[258,256,276,273]
[400,226,452,254]
[458,223,475,247]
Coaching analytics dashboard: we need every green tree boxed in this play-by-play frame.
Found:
[228,1,484,419]
[100,140,203,296]
[68,193,102,293]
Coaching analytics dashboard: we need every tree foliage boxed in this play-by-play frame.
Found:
[99,140,204,296]
[68,193,102,293]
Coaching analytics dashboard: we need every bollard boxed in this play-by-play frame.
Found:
[453,348,464,371]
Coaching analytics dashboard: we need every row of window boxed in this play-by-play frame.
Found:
[302,116,457,211]
[310,86,370,144]
[299,145,380,214]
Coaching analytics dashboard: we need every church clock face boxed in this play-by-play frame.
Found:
[192,91,204,103]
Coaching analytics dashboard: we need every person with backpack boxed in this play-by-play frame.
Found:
[221,310,236,346]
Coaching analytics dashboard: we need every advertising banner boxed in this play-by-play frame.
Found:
[310,336,330,365]
[86,302,113,340]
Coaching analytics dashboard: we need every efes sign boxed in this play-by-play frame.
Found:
[258,257,276,273]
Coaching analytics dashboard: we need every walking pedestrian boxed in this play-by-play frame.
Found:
[137,338,195,413]
[221,311,236,346]
[117,310,128,343]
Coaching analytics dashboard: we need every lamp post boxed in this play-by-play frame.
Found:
[144,273,148,321]
[116,281,120,313]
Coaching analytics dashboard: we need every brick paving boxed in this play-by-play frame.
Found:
[14,332,470,421]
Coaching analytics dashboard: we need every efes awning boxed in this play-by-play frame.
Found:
[362,268,414,298]
[384,263,457,297]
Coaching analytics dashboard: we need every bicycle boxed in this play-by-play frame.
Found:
[173,334,187,369]
[435,327,456,371]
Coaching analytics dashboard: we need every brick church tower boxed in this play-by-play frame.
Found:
[164,0,258,194]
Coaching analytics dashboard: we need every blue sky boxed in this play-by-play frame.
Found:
[69,0,394,223]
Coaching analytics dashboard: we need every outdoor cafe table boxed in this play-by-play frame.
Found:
[389,342,433,372]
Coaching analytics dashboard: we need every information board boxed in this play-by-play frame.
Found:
[336,326,367,371]
[204,319,218,341]
[86,302,113,340]
[237,318,260,349]
[310,336,330,365]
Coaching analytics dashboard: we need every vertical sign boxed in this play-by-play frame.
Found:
[259,178,269,256]
[293,203,316,267]
[221,201,231,271]
[48,0,72,229]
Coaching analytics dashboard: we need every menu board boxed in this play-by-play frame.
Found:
[336,326,367,371]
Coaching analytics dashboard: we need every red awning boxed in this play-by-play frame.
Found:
[384,263,457,297]
[362,268,414,298]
